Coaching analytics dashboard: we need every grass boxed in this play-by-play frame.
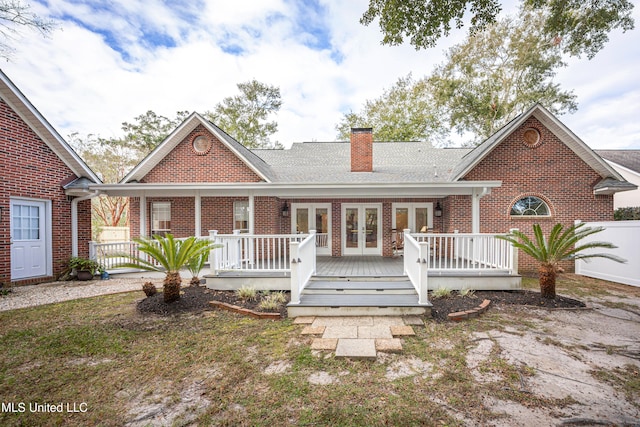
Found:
[0,274,637,425]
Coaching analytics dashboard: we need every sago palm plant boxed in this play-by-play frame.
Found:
[498,223,625,299]
[117,234,216,303]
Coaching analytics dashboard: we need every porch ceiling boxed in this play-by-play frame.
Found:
[91,181,502,198]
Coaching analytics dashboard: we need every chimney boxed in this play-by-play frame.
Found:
[350,127,373,172]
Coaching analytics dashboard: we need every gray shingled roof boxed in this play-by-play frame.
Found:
[254,142,470,183]
[595,150,640,174]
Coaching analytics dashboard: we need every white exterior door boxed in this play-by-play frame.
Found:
[342,204,381,255]
[10,199,49,280]
[291,203,331,255]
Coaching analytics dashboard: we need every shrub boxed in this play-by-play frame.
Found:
[142,282,157,297]
[458,287,475,298]
[432,287,452,299]
[259,293,281,311]
[236,285,257,301]
[614,207,640,221]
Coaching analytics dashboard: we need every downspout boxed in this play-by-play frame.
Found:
[71,191,100,257]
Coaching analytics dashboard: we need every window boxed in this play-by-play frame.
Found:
[151,202,171,235]
[234,201,249,232]
[510,196,550,217]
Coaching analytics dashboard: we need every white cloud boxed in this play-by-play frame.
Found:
[2,0,639,149]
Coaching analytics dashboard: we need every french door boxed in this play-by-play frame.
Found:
[342,204,381,255]
[291,203,331,255]
[10,199,49,280]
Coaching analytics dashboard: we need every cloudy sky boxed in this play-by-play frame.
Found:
[3,0,640,149]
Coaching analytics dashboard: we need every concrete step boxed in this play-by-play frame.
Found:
[304,280,415,295]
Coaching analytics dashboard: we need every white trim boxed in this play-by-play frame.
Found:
[140,194,147,237]
[194,191,201,237]
[94,181,502,198]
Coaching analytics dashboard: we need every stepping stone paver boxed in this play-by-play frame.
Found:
[335,339,377,360]
[390,325,416,337]
[341,316,374,326]
[402,316,425,326]
[371,316,405,326]
[311,317,346,327]
[323,326,358,339]
[311,338,338,350]
[293,316,316,325]
[357,325,393,339]
[301,326,325,336]
[375,338,403,353]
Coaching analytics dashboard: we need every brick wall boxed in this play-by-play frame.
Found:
[0,99,91,285]
[142,125,263,183]
[462,117,614,271]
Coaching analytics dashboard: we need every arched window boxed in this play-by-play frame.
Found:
[510,196,550,217]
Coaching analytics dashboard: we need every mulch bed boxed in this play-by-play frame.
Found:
[429,290,585,322]
[136,285,585,321]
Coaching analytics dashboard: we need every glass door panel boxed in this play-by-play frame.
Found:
[415,207,428,232]
[345,207,359,249]
[365,208,378,249]
[295,208,309,233]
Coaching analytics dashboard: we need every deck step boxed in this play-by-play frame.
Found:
[304,280,415,295]
[287,294,431,318]
[311,275,407,282]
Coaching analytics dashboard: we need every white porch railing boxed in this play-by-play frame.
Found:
[290,230,317,304]
[412,231,517,273]
[403,231,429,305]
[89,237,196,271]
[209,230,306,274]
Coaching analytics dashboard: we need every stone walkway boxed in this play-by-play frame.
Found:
[294,316,424,359]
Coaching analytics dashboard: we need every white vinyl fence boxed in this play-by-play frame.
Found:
[575,220,640,287]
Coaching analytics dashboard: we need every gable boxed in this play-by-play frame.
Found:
[0,98,79,195]
[463,116,603,188]
[453,104,627,187]
[140,124,264,183]
[0,70,99,185]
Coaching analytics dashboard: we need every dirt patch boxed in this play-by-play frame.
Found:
[430,290,585,322]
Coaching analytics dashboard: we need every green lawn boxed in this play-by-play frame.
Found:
[0,275,636,426]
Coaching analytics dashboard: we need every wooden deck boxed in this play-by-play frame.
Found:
[316,256,404,277]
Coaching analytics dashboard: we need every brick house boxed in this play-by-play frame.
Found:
[0,70,100,286]
[96,104,634,273]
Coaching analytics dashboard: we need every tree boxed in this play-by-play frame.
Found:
[429,8,577,143]
[116,234,218,303]
[0,0,56,60]
[204,80,282,149]
[498,223,625,299]
[335,74,447,144]
[121,110,190,155]
[360,0,634,59]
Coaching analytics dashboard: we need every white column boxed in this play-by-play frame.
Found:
[471,188,480,234]
[248,191,255,234]
[140,194,147,237]
[194,191,201,237]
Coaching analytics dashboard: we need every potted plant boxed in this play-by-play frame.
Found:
[68,256,103,281]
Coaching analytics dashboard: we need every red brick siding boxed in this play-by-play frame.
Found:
[462,117,614,271]
[141,125,263,183]
[0,99,90,285]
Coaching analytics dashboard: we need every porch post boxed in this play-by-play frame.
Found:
[209,230,218,276]
[471,188,480,234]
[290,241,300,304]
[248,191,255,234]
[509,228,519,275]
[194,191,201,237]
[140,194,147,237]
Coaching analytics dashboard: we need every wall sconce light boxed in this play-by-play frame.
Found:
[0,206,4,222]
[281,201,289,218]
[434,201,443,217]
